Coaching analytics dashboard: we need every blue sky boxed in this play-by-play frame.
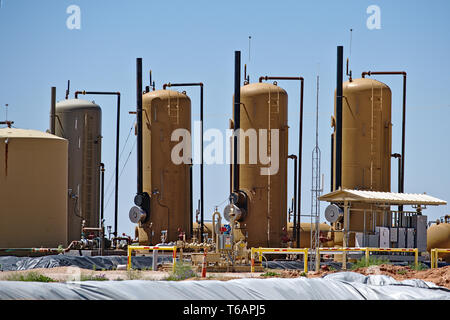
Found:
[0,0,449,237]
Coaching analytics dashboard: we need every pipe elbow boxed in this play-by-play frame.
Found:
[162,83,169,90]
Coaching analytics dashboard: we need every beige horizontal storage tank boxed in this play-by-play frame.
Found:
[232,82,288,248]
[287,222,334,248]
[136,89,191,245]
[0,128,68,247]
[427,221,450,262]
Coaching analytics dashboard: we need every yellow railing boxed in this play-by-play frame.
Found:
[316,247,418,268]
[364,248,418,269]
[430,248,450,268]
[251,247,419,272]
[127,245,177,272]
[251,247,308,273]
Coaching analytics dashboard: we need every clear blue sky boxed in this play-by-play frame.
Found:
[0,0,449,237]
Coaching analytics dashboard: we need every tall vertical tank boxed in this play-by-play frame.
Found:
[55,99,102,242]
[136,89,191,244]
[231,82,288,248]
[331,78,392,231]
[0,128,68,247]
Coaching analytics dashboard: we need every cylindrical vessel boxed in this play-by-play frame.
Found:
[137,89,191,244]
[427,222,450,262]
[55,99,102,242]
[232,82,288,248]
[0,128,68,247]
[332,78,392,231]
[287,222,334,248]
[333,78,392,192]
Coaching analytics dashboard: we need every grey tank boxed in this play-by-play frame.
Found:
[55,98,102,242]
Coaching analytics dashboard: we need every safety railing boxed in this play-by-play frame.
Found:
[127,245,177,271]
[319,247,418,268]
[251,247,308,273]
[430,248,450,268]
[251,247,420,272]
[364,247,419,269]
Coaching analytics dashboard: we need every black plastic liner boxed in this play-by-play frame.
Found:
[0,255,173,271]
[0,255,447,272]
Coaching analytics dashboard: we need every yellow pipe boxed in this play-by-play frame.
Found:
[251,248,255,273]
[414,248,418,269]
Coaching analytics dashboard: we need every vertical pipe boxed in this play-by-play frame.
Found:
[297,79,304,247]
[137,58,143,195]
[336,46,343,190]
[342,200,348,270]
[288,155,298,247]
[114,94,120,237]
[400,75,406,212]
[330,133,334,191]
[200,85,204,243]
[190,164,193,238]
[233,51,241,193]
[100,163,105,223]
[65,80,70,100]
[50,87,56,134]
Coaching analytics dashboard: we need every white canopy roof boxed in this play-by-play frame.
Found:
[319,189,447,206]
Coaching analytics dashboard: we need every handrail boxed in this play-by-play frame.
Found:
[430,248,450,268]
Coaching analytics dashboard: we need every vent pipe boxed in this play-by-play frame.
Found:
[50,87,56,134]
[335,46,343,190]
[137,58,143,195]
[233,51,241,193]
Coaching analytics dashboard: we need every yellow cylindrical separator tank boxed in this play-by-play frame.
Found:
[55,99,102,242]
[137,89,191,244]
[233,82,288,248]
[0,128,68,247]
[332,78,392,232]
[427,221,450,262]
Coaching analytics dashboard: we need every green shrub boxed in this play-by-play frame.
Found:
[165,262,196,281]
[300,272,307,277]
[5,271,55,282]
[397,269,407,275]
[408,262,428,271]
[260,271,280,277]
[351,256,390,270]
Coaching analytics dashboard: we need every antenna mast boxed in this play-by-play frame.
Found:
[310,74,322,270]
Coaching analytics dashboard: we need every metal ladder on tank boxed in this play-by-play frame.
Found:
[265,87,280,247]
[370,84,383,190]
[167,95,180,125]
[82,113,94,223]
